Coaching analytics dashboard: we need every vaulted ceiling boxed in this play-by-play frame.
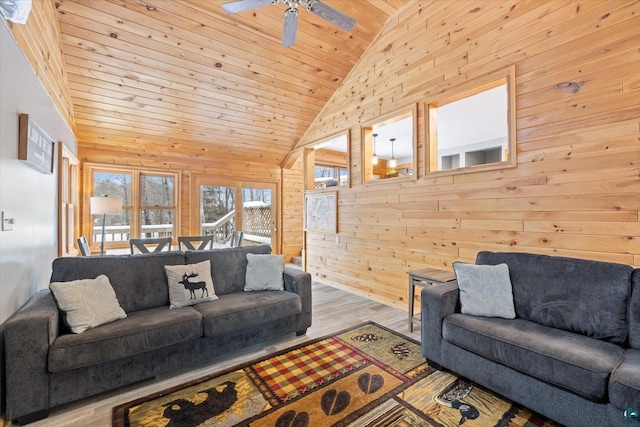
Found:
[55,0,410,166]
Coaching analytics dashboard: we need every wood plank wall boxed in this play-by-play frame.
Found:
[297,0,640,308]
[282,156,304,260]
[6,0,75,133]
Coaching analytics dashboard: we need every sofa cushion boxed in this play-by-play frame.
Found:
[244,253,285,291]
[476,251,633,344]
[50,252,186,313]
[193,291,301,337]
[49,275,126,333]
[453,262,515,319]
[48,306,203,372]
[443,313,625,401]
[165,260,218,308]
[185,245,272,295]
[609,349,640,410]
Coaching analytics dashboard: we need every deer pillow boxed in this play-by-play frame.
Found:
[164,260,218,309]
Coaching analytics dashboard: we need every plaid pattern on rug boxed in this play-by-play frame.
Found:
[247,336,368,402]
[113,322,561,427]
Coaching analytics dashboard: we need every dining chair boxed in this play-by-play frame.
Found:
[229,230,244,247]
[178,235,214,251]
[77,236,91,256]
[129,237,172,254]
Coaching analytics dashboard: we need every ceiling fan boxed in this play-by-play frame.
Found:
[222,0,356,47]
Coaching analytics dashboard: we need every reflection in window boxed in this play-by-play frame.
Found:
[307,133,349,190]
[428,70,514,173]
[363,109,415,182]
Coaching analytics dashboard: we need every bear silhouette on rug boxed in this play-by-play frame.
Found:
[162,381,237,427]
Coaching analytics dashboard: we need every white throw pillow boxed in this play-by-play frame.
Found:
[49,275,127,334]
[164,260,217,309]
[453,262,516,319]
[244,253,285,291]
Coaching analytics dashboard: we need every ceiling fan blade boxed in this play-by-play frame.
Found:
[222,0,275,14]
[308,1,356,31]
[282,7,299,47]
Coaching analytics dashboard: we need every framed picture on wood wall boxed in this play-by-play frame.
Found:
[305,190,337,233]
[19,113,55,174]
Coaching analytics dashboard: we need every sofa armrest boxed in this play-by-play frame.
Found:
[420,282,459,366]
[5,289,60,421]
[284,266,312,334]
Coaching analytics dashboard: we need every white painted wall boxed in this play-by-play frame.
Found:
[1,20,75,323]
[1,19,76,416]
[0,21,77,409]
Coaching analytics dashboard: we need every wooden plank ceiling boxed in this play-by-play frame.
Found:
[55,0,410,166]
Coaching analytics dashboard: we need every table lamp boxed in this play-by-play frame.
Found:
[90,195,122,255]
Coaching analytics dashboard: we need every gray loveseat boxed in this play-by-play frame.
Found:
[421,251,640,426]
[5,245,312,424]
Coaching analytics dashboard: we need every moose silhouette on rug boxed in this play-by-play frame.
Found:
[434,378,480,424]
[162,381,237,427]
[179,272,209,299]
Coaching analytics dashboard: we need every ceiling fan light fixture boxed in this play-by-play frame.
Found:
[223,0,356,47]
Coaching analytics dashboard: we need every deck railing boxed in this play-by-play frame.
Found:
[93,206,272,245]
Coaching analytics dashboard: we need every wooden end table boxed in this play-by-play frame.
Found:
[407,267,457,332]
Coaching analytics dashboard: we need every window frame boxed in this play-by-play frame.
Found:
[58,142,79,256]
[83,163,180,252]
[425,66,516,176]
[191,176,279,251]
[361,104,418,184]
[304,131,350,191]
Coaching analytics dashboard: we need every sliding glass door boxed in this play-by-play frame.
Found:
[199,184,236,242]
[194,178,277,248]
[242,186,273,246]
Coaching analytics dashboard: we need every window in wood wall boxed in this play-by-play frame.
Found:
[426,67,516,175]
[58,143,79,256]
[362,106,417,182]
[305,132,350,190]
[85,165,179,251]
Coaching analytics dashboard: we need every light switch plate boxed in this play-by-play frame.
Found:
[2,212,15,231]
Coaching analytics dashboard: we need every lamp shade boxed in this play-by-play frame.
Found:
[90,196,122,215]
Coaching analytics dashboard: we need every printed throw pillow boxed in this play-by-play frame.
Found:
[244,253,285,291]
[49,274,127,334]
[165,260,217,309]
[453,262,516,319]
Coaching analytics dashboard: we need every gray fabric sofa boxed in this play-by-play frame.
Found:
[4,245,312,424]
[421,251,640,427]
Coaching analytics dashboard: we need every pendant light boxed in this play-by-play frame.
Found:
[389,138,397,168]
[372,133,379,165]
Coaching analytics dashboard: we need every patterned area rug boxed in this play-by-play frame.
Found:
[113,322,561,426]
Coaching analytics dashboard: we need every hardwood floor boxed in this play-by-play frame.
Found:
[23,280,419,427]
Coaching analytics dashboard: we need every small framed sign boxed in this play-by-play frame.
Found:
[19,113,54,174]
